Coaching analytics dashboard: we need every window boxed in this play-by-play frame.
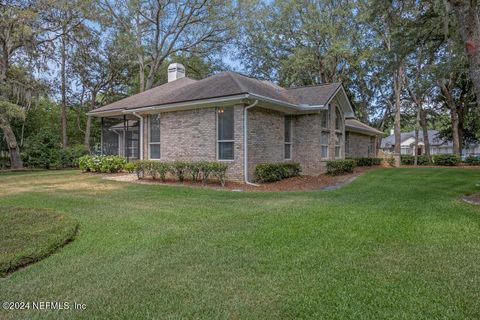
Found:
[345,132,350,155]
[335,106,342,130]
[335,133,342,158]
[217,107,234,160]
[320,110,329,128]
[149,114,161,159]
[284,116,292,160]
[321,131,329,158]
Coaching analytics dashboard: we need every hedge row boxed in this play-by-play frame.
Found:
[465,155,480,165]
[133,160,229,186]
[400,155,430,165]
[347,157,382,167]
[326,159,356,176]
[432,154,461,166]
[400,154,460,166]
[78,155,127,173]
[254,163,301,183]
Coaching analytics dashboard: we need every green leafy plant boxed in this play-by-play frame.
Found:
[465,155,480,166]
[78,155,127,173]
[170,161,188,182]
[326,159,356,176]
[432,154,460,166]
[254,162,301,183]
[210,162,229,186]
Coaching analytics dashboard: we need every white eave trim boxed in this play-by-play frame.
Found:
[88,93,331,117]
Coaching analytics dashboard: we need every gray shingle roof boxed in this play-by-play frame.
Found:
[345,119,383,136]
[90,71,342,114]
[380,130,451,148]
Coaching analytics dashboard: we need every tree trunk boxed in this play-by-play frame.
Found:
[84,92,96,150]
[420,108,431,163]
[393,63,404,167]
[457,104,465,155]
[0,121,22,169]
[448,0,480,108]
[61,31,68,149]
[450,107,461,155]
[440,81,461,155]
[414,104,421,165]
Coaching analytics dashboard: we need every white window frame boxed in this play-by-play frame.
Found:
[284,115,292,160]
[216,107,235,161]
[335,132,342,159]
[149,114,161,160]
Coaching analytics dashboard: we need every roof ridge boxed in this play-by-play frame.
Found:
[286,82,342,90]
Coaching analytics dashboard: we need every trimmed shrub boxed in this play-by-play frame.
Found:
[347,157,383,167]
[170,161,188,182]
[211,162,229,186]
[124,162,135,173]
[465,155,480,166]
[131,160,231,185]
[400,155,414,165]
[187,162,201,182]
[400,155,430,165]
[152,161,170,181]
[254,162,301,183]
[326,159,355,176]
[198,160,214,184]
[433,154,460,166]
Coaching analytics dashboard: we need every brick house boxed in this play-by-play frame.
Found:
[89,63,382,183]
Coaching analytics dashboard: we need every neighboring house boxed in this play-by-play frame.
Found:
[89,63,382,182]
[380,130,480,156]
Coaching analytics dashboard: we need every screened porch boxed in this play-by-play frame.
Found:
[101,115,140,161]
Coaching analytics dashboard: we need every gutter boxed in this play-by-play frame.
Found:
[244,100,259,186]
[88,93,329,117]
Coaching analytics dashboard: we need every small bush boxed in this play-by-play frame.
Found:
[131,160,231,185]
[326,159,356,176]
[433,154,460,166]
[211,162,229,186]
[400,155,430,166]
[78,155,127,173]
[124,162,135,173]
[254,162,301,183]
[198,161,214,184]
[465,155,480,166]
[187,162,201,182]
[347,157,383,167]
[170,161,188,182]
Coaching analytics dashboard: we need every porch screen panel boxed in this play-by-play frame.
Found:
[102,118,122,156]
[125,119,140,160]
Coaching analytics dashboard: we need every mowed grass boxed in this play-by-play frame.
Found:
[0,207,78,277]
[0,168,479,319]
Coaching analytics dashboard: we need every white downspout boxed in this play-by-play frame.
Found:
[132,112,143,160]
[244,100,259,186]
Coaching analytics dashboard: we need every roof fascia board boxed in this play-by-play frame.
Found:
[345,126,384,136]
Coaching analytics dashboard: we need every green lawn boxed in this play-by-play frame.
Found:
[0,207,78,277]
[0,168,479,319]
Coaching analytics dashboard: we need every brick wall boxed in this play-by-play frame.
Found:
[247,107,285,181]
[292,113,326,175]
[142,105,245,182]
[345,131,376,157]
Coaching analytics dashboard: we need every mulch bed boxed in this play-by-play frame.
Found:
[102,166,377,192]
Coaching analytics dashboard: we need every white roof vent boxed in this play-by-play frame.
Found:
[168,63,185,82]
